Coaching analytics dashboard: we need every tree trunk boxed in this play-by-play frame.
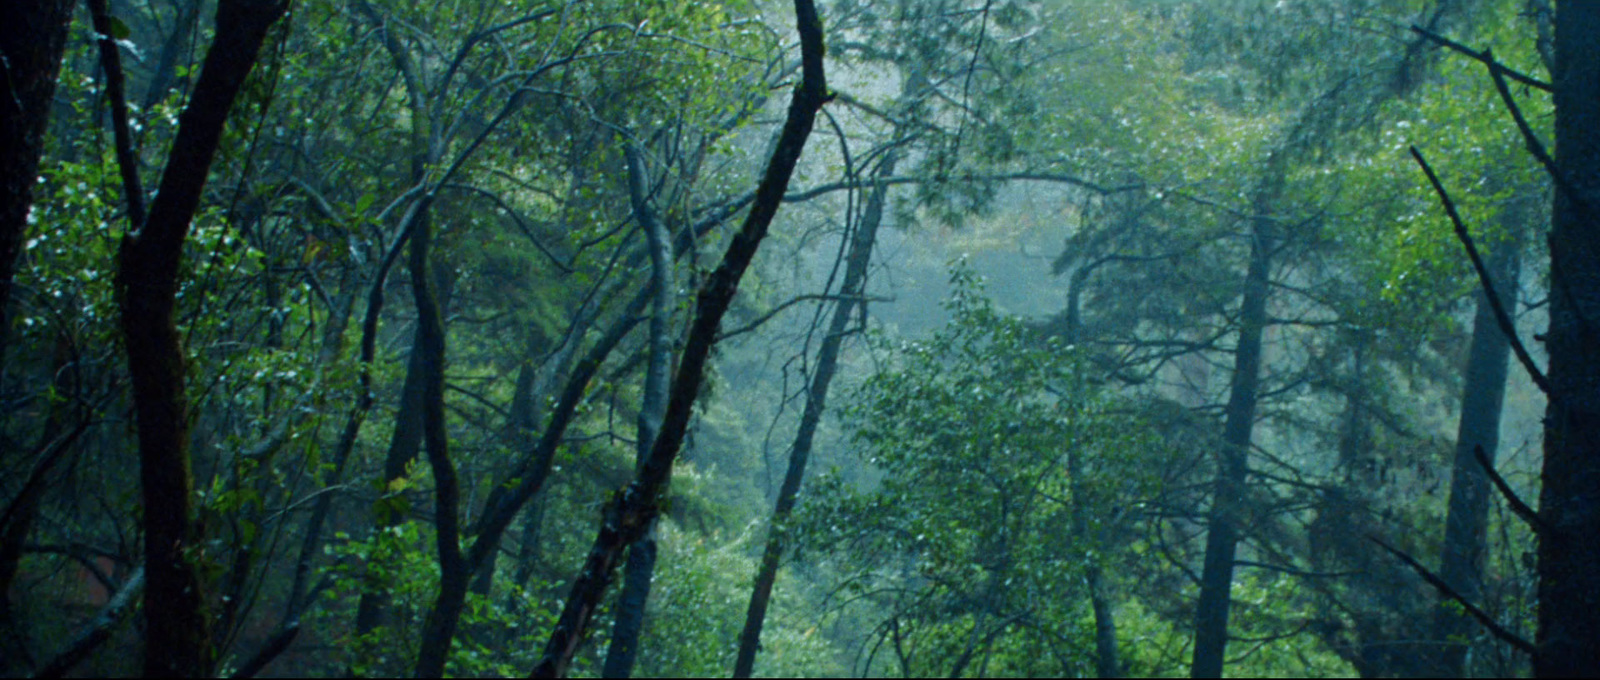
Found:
[113,2,288,676]
[1537,2,1600,676]
[601,142,676,679]
[734,148,896,678]
[1056,241,1121,679]
[1432,231,1520,676]
[1190,200,1274,679]
[0,0,75,369]
[409,196,466,679]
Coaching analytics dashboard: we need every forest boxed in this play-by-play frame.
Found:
[2,0,1598,677]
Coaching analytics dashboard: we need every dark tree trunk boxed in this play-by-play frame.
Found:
[1537,2,1600,676]
[531,1,828,672]
[734,148,896,678]
[1191,198,1275,679]
[409,196,466,679]
[0,0,75,368]
[1432,231,1520,676]
[112,1,288,676]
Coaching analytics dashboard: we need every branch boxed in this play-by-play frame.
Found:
[1409,146,1549,393]
[1368,536,1534,656]
[1473,444,1548,534]
[87,0,147,229]
[718,293,889,341]
[1481,49,1582,210]
[1232,560,1360,579]
[32,567,145,678]
[1409,25,1551,92]
[531,0,830,673]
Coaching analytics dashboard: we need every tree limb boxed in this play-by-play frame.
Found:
[1473,444,1547,533]
[1409,25,1551,92]
[31,567,145,678]
[1368,536,1534,656]
[1409,146,1549,393]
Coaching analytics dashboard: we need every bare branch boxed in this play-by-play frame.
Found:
[1409,25,1551,92]
[719,293,890,341]
[1409,146,1549,393]
[32,567,145,678]
[1369,536,1534,656]
[1473,444,1547,534]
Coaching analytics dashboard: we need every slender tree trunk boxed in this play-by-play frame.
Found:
[0,0,76,369]
[1537,2,1600,676]
[532,2,828,671]
[142,0,203,109]
[734,149,896,678]
[1191,200,1275,679]
[409,197,466,679]
[283,261,398,632]
[349,3,445,655]
[601,142,676,679]
[112,2,288,676]
[1071,444,1120,678]
[1432,232,1519,676]
[1057,248,1120,679]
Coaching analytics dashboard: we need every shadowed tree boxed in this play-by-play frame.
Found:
[106,0,290,675]
[1537,1,1600,675]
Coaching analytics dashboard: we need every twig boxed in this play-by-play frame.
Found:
[1409,146,1549,393]
[1474,444,1547,533]
[718,293,890,341]
[1368,536,1535,656]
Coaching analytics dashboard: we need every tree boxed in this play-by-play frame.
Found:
[1537,1,1600,675]
[0,0,76,369]
[794,271,1164,677]
[532,0,828,673]
[107,0,290,674]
